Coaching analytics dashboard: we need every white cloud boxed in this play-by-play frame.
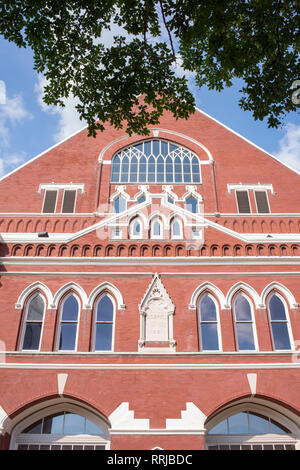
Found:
[275,123,300,172]
[35,74,85,142]
[0,94,32,176]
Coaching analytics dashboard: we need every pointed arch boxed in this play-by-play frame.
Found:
[52,282,88,309]
[87,282,125,310]
[16,282,53,310]
[189,282,227,310]
[226,282,260,309]
[260,282,298,309]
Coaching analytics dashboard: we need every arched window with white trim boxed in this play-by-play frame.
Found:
[185,195,198,213]
[20,293,45,351]
[93,294,115,351]
[57,294,80,351]
[130,217,142,239]
[233,293,257,351]
[151,218,163,239]
[198,294,221,351]
[111,139,201,184]
[171,218,182,239]
[13,406,110,450]
[206,408,296,450]
[113,195,126,213]
[267,293,293,351]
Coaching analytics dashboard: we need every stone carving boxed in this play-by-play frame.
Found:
[138,274,176,352]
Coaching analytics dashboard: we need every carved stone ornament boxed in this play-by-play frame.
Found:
[138,274,176,352]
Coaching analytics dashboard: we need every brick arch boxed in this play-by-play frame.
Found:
[24,244,34,256]
[11,244,22,256]
[93,245,103,257]
[35,244,45,256]
[47,244,57,257]
[82,244,91,257]
[175,244,185,256]
[58,245,68,257]
[140,244,150,257]
[117,245,126,257]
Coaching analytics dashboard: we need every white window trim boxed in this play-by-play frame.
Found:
[233,293,259,352]
[150,218,163,239]
[56,293,81,352]
[19,293,46,352]
[171,218,183,239]
[198,293,223,352]
[130,218,143,239]
[267,293,294,352]
[111,228,122,239]
[92,293,116,352]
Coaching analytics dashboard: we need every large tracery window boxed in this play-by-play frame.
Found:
[111,139,201,184]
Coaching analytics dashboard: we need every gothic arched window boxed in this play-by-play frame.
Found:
[57,294,79,351]
[20,294,45,351]
[93,295,114,351]
[111,139,201,184]
[198,294,221,351]
[233,294,257,351]
[267,293,292,350]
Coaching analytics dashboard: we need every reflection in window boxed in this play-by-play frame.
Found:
[21,294,45,350]
[171,218,182,239]
[233,294,256,350]
[208,411,290,435]
[113,196,126,213]
[23,412,107,436]
[186,195,198,213]
[111,139,201,184]
[94,295,114,351]
[268,294,292,350]
[198,294,220,351]
[57,295,79,351]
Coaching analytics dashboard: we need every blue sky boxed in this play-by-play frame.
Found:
[0,34,299,179]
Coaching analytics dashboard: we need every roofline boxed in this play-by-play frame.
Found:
[0,124,88,183]
[195,107,300,177]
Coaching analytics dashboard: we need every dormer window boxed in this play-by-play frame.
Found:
[40,184,84,214]
[42,190,57,214]
[236,191,251,214]
[228,184,273,214]
[61,190,76,214]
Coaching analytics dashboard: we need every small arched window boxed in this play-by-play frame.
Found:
[233,294,256,351]
[198,294,220,351]
[57,294,79,351]
[21,294,45,351]
[130,218,142,239]
[186,195,198,213]
[93,295,114,351]
[268,294,292,350]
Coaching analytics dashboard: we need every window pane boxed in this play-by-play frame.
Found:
[42,190,57,213]
[183,157,191,182]
[234,295,252,321]
[95,323,113,351]
[114,196,126,213]
[24,420,43,434]
[23,323,42,350]
[62,190,76,213]
[269,295,287,320]
[137,195,146,204]
[27,295,44,321]
[236,323,255,350]
[59,323,77,350]
[42,414,64,434]
[132,220,141,236]
[208,419,228,434]
[153,220,161,236]
[172,220,181,237]
[249,413,270,434]
[86,419,105,436]
[271,323,291,350]
[236,191,251,213]
[153,140,160,156]
[228,412,249,434]
[174,157,182,183]
[201,323,219,350]
[200,295,217,321]
[61,296,78,321]
[64,413,85,434]
[96,296,113,322]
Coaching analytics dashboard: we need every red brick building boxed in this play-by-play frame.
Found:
[0,107,300,450]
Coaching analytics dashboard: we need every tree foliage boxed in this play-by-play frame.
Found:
[0,0,299,136]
